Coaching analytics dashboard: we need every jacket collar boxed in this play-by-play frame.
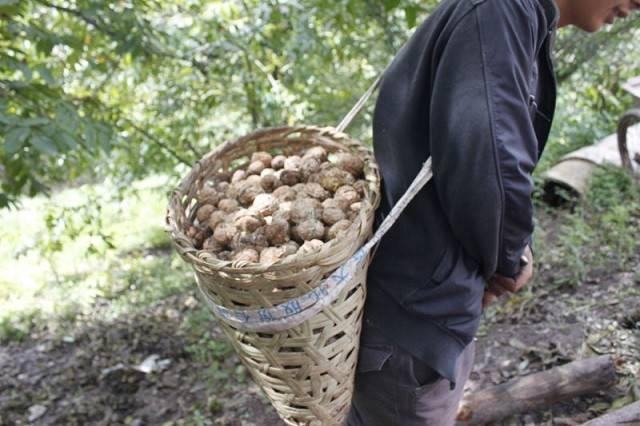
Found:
[540,0,560,31]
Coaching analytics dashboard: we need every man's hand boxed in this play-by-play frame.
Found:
[482,245,533,308]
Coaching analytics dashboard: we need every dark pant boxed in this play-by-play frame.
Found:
[346,323,475,426]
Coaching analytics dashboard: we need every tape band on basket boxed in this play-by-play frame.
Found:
[203,158,434,333]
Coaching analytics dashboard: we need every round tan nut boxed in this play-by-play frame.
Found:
[196,204,215,223]
[245,174,262,186]
[295,219,325,242]
[303,182,330,201]
[271,155,286,170]
[265,218,290,246]
[218,198,240,213]
[247,160,266,176]
[284,155,302,170]
[317,165,355,193]
[290,198,322,224]
[234,214,265,233]
[198,186,222,207]
[260,174,280,192]
[213,222,236,246]
[321,199,346,225]
[259,246,285,265]
[208,210,227,231]
[203,236,224,252]
[333,152,364,178]
[273,185,297,202]
[216,181,230,193]
[250,193,279,216]
[279,169,301,186]
[281,241,300,257]
[300,157,321,180]
[237,183,264,207]
[335,185,361,205]
[251,151,273,168]
[231,169,246,183]
[303,146,328,162]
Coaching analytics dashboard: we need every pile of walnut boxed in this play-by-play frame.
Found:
[186,146,369,265]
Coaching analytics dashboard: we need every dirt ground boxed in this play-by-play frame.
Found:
[1,222,639,425]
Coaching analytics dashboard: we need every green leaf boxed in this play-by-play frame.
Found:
[4,127,30,154]
[30,134,59,155]
[35,66,56,86]
[384,0,401,12]
[54,132,77,150]
[84,124,97,149]
[405,6,419,28]
[21,117,49,127]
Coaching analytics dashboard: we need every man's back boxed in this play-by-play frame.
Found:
[365,0,559,384]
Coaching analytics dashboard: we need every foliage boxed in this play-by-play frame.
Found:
[538,166,640,287]
[3,0,635,209]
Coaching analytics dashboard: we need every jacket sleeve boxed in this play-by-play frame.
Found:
[429,0,539,279]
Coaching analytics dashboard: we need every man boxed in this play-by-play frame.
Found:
[347,0,640,425]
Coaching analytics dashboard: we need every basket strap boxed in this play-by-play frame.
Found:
[203,158,433,333]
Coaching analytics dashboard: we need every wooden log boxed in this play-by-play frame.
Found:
[456,355,616,425]
[581,400,640,425]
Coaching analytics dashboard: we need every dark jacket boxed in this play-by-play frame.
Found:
[364,0,559,387]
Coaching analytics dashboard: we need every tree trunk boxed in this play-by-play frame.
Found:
[456,356,616,425]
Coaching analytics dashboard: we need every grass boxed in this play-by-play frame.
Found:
[533,165,640,289]
[0,174,194,342]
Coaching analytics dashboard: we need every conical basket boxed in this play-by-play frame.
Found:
[166,125,381,425]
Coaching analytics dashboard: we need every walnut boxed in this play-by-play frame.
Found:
[230,229,268,252]
[216,181,230,193]
[326,219,351,241]
[251,151,273,168]
[280,241,300,257]
[231,169,246,183]
[279,169,301,186]
[260,168,275,177]
[272,201,292,223]
[333,152,364,178]
[303,146,328,162]
[294,219,325,242]
[315,165,355,193]
[273,185,297,202]
[321,199,347,225]
[250,193,279,216]
[245,174,262,186]
[290,198,322,224]
[213,222,236,246]
[234,213,265,233]
[353,180,368,198]
[284,155,302,170]
[203,236,224,252]
[271,155,287,170]
[264,218,290,246]
[303,182,330,201]
[335,185,361,205]
[198,186,222,207]
[232,248,259,264]
[208,210,227,231]
[237,183,264,207]
[247,160,266,176]
[300,156,321,180]
[196,204,215,224]
[260,173,281,192]
[218,198,240,213]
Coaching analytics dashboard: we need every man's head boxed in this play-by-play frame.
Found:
[556,0,640,32]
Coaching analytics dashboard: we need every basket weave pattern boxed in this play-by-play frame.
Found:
[166,126,381,425]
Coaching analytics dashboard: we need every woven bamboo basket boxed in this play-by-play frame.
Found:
[166,125,382,425]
